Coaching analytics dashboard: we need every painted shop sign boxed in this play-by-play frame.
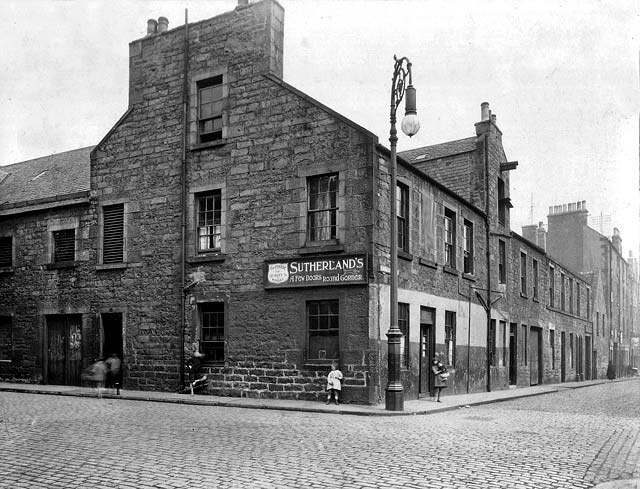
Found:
[264,254,367,288]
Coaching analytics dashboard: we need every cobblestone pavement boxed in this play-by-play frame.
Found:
[1,381,638,488]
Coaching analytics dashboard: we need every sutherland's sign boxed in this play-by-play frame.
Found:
[264,254,368,288]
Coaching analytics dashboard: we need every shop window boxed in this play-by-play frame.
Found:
[200,302,224,364]
[53,229,75,263]
[102,203,124,264]
[444,208,456,268]
[398,303,410,369]
[463,220,473,274]
[445,311,456,367]
[397,183,409,253]
[197,75,224,144]
[307,300,339,360]
[307,174,338,242]
[0,236,12,268]
[197,190,222,253]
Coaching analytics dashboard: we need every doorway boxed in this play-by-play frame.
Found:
[46,315,83,386]
[101,313,123,362]
[560,331,566,382]
[418,307,435,397]
[529,327,542,386]
[509,323,517,385]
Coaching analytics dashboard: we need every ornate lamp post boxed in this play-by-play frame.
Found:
[386,55,420,411]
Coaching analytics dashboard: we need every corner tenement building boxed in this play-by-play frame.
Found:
[1,0,637,404]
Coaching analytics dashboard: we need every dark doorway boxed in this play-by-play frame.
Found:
[585,336,592,380]
[46,315,83,386]
[419,307,435,397]
[101,313,123,365]
[529,327,541,386]
[560,331,566,382]
[509,323,517,385]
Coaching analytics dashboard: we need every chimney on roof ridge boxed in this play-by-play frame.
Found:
[147,19,158,35]
[480,102,490,121]
[157,17,169,33]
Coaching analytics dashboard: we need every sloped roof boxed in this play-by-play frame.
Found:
[399,137,476,163]
[0,147,92,207]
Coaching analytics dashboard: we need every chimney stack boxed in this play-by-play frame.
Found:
[480,102,490,121]
[147,19,158,35]
[157,17,169,33]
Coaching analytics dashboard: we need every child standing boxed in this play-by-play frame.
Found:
[326,361,343,405]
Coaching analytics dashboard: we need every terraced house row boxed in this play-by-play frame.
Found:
[1,0,637,404]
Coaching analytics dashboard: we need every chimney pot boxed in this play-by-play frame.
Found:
[147,19,158,35]
[157,16,169,33]
[238,0,249,5]
[480,102,490,121]
[491,114,497,123]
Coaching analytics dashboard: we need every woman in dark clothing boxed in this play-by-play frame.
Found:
[432,357,448,402]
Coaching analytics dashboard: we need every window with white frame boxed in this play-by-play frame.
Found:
[197,75,224,144]
[463,219,473,274]
[397,183,409,253]
[444,208,456,268]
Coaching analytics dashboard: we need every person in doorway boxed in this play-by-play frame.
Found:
[187,351,207,396]
[432,356,448,402]
[325,361,344,405]
[105,352,121,389]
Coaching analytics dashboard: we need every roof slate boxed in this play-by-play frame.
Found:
[0,147,93,207]
[399,137,476,163]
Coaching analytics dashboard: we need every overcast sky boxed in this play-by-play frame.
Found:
[1,0,638,257]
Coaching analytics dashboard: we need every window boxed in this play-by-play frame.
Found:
[520,252,527,295]
[596,313,599,337]
[522,324,528,365]
[53,229,75,263]
[586,288,591,318]
[560,273,566,311]
[498,240,506,284]
[463,220,473,274]
[102,203,124,264]
[498,178,509,226]
[576,283,581,316]
[532,259,539,300]
[489,319,496,366]
[197,75,224,144]
[307,174,338,242]
[445,311,456,366]
[197,191,222,252]
[0,237,12,268]
[398,303,410,369]
[307,300,339,360]
[0,316,11,361]
[549,265,555,307]
[200,303,224,364]
[550,329,555,369]
[397,183,409,253]
[568,278,574,314]
[444,208,456,268]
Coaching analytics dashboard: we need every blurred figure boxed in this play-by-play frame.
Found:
[105,352,122,390]
[83,358,107,398]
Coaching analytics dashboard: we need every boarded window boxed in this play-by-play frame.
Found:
[53,229,75,263]
[102,204,124,264]
[0,237,12,268]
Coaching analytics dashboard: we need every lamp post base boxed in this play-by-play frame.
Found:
[385,385,404,411]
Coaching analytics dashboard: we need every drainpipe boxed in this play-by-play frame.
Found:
[180,10,189,390]
[484,133,492,392]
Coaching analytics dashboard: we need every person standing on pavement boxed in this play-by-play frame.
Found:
[432,357,448,402]
[325,361,343,405]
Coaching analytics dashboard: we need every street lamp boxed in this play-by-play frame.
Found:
[386,55,420,411]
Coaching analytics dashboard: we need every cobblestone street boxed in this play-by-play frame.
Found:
[1,380,638,488]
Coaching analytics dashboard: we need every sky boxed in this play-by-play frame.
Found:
[1,0,639,257]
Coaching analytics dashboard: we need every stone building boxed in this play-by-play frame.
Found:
[1,0,635,404]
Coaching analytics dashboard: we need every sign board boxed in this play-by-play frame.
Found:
[264,254,367,289]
